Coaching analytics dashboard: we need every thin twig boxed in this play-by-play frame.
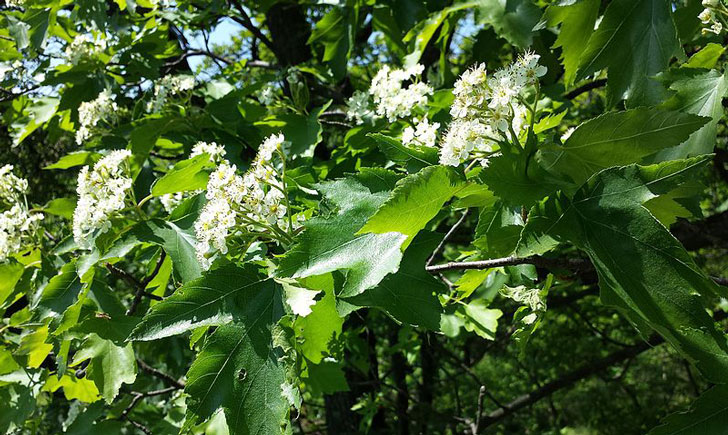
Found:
[427,209,470,267]
[127,418,152,435]
[320,119,353,128]
[425,255,590,273]
[228,0,277,55]
[126,251,167,315]
[563,78,607,100]
[320,110,347,117]
[136,358,185,389]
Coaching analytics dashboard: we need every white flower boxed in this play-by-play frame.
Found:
[190,141,226,162]
[369,64,432,122]
[0,164,29,203]
[0,167,42,262]
[439,119,498,166]
[258,133,285,164]
[402,126,415,145]
[346,90,376,125]
[147,75,195,112]
[160,191,185,213]
[65,35,106,65]
[443,53,546,167]
[488,69,521,110]
[195,197,237,269]
[193,133,296,269]
[699,8,715,23]
[402,118,439,148]
[76,90,118,145]
[73,150,132,249]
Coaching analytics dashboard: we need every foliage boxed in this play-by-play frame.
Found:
[1,0,728,434]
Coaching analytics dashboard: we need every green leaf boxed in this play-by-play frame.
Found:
[354,167,403,193]
[36,260,84,320]
[577,0,681,107]
[42,197,76,219]
[403,2,475,67]
[302,358,349,396]
[538,108,709,185]
[372,4,407,57]
[151,154,213,196]
[369,133,439,174]
[257,105,329,158]
[341,231,446,330]
[115,194,205,283]
[277,178,407,299]
[519,157,728,383]
[358,165,464,246]
[474,201,523,257]
[0,261,24,307]
[129,264,280,341]
[43,374,100,403]
[480,153,567,206]
[476,0,541,48]
[71,334,136,403]
[184,321,288,433]
[15,325,53,368]
[24,7,52,51]
[308,6,357,80]
[0,384,35,434]
[461,299,502,340]
[532,110,567,134]
[648,385,728,434]
[10,97,58,146]
[653,67,728,160]
[293,275,343,364]
[542,0,600,85]
[682,43,726,70]
[44,151,99,170]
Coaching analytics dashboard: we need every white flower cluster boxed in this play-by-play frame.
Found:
[147,75,195,112]
[190,141,226,162]
[402,117,440,148]
[73,150,132,249]
[440,52,546,167]
[76,90,118,145]
[159,142,227,213]
[65,35,107,65]
[699,0,726,34]
[346,64,432,124]
[370,64,432,122]
[5,0,24,7]
[0,165,43,262]
[195,133,299,269]
[345,91,376,125]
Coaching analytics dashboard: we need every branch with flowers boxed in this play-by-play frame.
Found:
[2,1,728,434]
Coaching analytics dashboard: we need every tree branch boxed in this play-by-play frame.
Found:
[136,358,185,389]
[478,336,661,430]
[563,78,607,100]
[477,309,728,431]
[228,0,277,56]
[427,209,470,267]
[425,255,590,273]
[126,250,167,315]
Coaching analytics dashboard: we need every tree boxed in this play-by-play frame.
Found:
[1,0,728,433]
